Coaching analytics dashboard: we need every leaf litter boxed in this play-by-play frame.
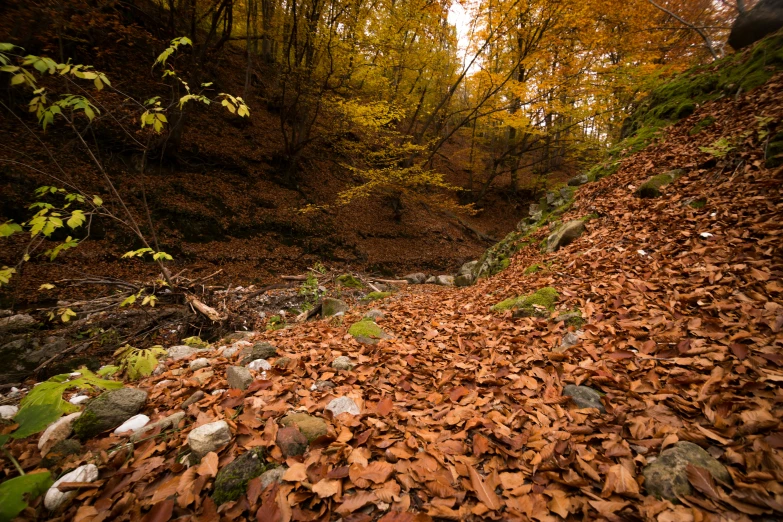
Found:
[2,74,783,522]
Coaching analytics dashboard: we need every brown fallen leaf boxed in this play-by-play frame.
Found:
[602,464,639,497]
[196,452,219,477]
[312,478,342,498]
[336,491,379,515]
[468,467,502,510]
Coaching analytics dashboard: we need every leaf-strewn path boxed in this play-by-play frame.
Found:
[6,76,783,521]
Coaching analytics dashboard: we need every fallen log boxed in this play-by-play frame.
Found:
[186,294,226,321]
[372,278,410,285]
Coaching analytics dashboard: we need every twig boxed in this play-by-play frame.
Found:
[372,278,409,285]
[281,275,308,281]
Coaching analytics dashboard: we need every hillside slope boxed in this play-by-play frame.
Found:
[2,44,783,522]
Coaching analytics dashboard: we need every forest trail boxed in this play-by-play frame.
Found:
[2,58,781,521]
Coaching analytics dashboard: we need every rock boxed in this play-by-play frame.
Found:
[113,414,150,435]
[223,331,256,343]
[454,273,473,287]
[274,357,292,369]
[493,287,558,318]
[227,366,253,390]
[0,313,36,332]
[69,395,90,405]
[130,412,185,442]
[221,345,242,359]
[311,380,335,391]
[45,464,99,511]
[241,342,277,364]
[458,261,478,277]
[563,384,605,413]
[0,405,18,419]
[435,275,454,286]
[167,345,206,361]
[547,220,586,252]
[336,274,364,288]
[567,174,589,186]
[643,441,731,500]
[322,298,348,317]
[192,369,214,385]
[331,356,354,371]
[403,273,426,284]
[425,276,436,284]
[181,390,205,410]
[554,311,584,328]
[556,330,584,353]
[41,439,82,468]
[637,169,683,199]
[247,359,272,371]
[325,396,361,416]
[39,412,81,456]
[188,420,231,461]
[348,319,391,345]
[281,412,328,442]
[364,309,385,321]
[276,427,308,457]
[212,447,270,505]
[189,358,210,371]
[259,466,286,489]
[729,0,783,50]
[211,389,226,396]
[73,388,148,439]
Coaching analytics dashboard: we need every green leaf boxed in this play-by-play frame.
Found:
[114,344,167,380]
[11,403,62,439]
[0,471,53,521]
[120,294,137,307]
[0,221,22,237]
[39,283,55,290]
[97,365,119,377]
[19,368,121,418]
[92,195,103,207]
[66,210,85,229]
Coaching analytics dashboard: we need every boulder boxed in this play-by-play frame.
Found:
[326,396,361,417]
[45,464,99,511]
[180,390,205,410]
[276,427,308,457]
[458,261,478,276]
[72,388,148,439]
[642,441,731,500]
[322,297,348,317]
[130,412,185,442]
[188,420,231,461]
[331,356,354,371]
[348,319,390,345]
[281,412,328,442]
[556,330,584,353]
[454,274,473,287]
[435,275,455,286]
[403,273,427,284]
[729,0,783,50]
[241,342,277,364]
[39,412,81,456]
[259,467,287,489]
[227,366,253,390]
[247,359,272,371]
[212,448,269,505]
[189,358,210,371]
[0,313,36,332]
[311,380,336,391]
[546,220,585,252]
[113,414,150,435]
[568,174,589,186]
[637,169,683,198]
[364,309,385,321]
[563,384,605,412]
[167,345,206,361]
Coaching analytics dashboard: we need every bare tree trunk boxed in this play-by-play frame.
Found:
[645,0,720,59]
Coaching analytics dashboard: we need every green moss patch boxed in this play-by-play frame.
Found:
[523,264,541,275]
[637,170,682,198]
[689,116,716,135]
[492,287,559,317]
[688,198,707,209]
[336,275,364,288]
[362,291,392,302]
[348,320,383,339]
[212,448,271,506]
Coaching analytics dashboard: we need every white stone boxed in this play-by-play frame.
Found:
[113,414,150,435]
[637,250,647,256]
[189,358,210,371]
[211,389,226,396]
[187,420,231,459]
[700,232,713,238]
[39,412,81,456]
[69,395,90,405]
[45,464,99,511]
[325,397,361,416]
[247,359,272,371]
[0,405,18,419]
[167,345,206,361]
[157,380,173,387]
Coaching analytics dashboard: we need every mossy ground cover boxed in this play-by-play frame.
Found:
[492,287,559,316]
[348,320,383,339]
[361,291,392,302]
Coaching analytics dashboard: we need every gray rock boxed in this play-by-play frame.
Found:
[312,380,335,391]
[425,276,436,284]
[274,357,292,369]
[276,427,308,457]
[221,345,242,359]
[247,359,272,371]
[729,0,783,50]
[167,345,206,361]
[563,384,605,413]
[130,411,185,442]
[454,273,474,287]
[39,412,81,455]
[458,261,478,276]
[212,447,269,505]
[181,390,205,410]
[259,466,287,489]
[404,273,427,284]
[547,220,586,253]
[45,464,99,511]
[227,366,253,390]
[556,330,584,353]
[241,342,277,364]
[325,396,361,416]
[0,313,36,332]
[643,441,731,500]
[73,388,148,439]
[322,298,348,317]
[569,174,589,186]
[188,420,231,461]
[364,309,385,321]
[331,356,354,371]
[40,439,82,468]
[189,358,210,371]
[0,309,12,318]
[281,412,328,442]
[435,275,454,286]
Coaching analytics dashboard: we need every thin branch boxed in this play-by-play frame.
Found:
[645,0,719,59]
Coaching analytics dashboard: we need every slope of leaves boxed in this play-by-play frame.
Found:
[2,72,783,521]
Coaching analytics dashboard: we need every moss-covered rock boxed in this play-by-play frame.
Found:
[362,291,392,302]
[322,298,348,317]
[72,388,147,440]
[492,287,559,318]
[637,169,683,198]
[241,342,277,364]
[348,319,388,345]
[523,264,541,275]
[212,448,271,505]
[642,442,731,501]
[556,310,584,328]
[546,220,586,253]
[280,412,328,442]
[336,275,364,288]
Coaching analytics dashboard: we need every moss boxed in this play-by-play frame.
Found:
[638,171,681,198]
[559,309,585,328]
[688,198,707,209]
[348,320,383,339]
[689,116,716,135]
[266,315,285,331]
[72,409,100,440]
[212,448,270,506]
[492,287,559,317]
[523,263,541,275]
[336,275,364,288]
[580,213,599,222]
[362,291,392,302]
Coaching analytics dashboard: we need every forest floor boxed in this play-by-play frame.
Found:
[1,59,781,521]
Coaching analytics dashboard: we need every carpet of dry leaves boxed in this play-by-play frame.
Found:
[6,74,783,522]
